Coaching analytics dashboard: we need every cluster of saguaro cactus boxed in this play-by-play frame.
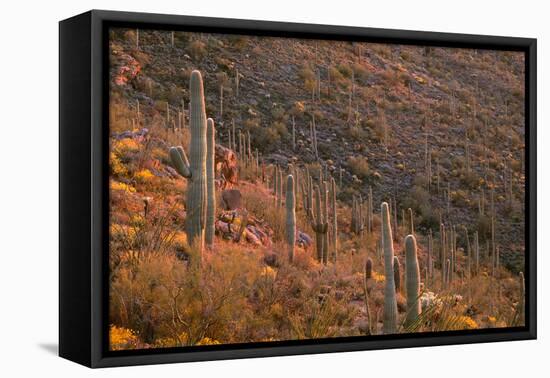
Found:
[169,70,212,263]
[404,234,421,327]
[381,202,398,334]
[286,174,296,263]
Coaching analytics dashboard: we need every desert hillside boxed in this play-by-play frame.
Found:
[107,28,526,350]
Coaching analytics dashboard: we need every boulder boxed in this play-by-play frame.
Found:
[221,189,242,210]
[215,144,238,189]
[113,53,141,86]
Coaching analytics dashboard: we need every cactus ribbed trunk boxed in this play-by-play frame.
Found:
[330,178,338,263]
[168,71,208,263]
[393,256,401,293]
[365,258,373,279]
[205,118,216,247]
[381,202,398,334]
[186,71,208,254]
[320,181,329,265]
[440,223,446,285]
[404,235,421,327]
[310,185,328,263]
[286,175,296,263]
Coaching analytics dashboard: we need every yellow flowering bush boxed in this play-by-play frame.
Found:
[114,138,140,155]
[135,168,155,182]
[110,180,136,193]
[110,325,139,350]
[110,152,128,177]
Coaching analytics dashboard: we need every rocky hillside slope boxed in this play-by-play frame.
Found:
[108,27,525,270]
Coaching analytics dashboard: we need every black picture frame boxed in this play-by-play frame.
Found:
[59,9,537,368]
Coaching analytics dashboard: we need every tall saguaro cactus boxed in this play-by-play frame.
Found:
[404,235,421,327]
[310,185,328,263]
[205,118,216,247]
[286,175,296,263]
[381,202,398,334]
[330,177,338,262]
[169,70,208,260]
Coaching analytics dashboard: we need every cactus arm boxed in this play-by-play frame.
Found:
[169,146,192,178]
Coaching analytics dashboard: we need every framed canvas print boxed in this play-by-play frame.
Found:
[59,10,536,368]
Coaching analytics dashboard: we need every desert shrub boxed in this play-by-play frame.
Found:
[403,180,438,230]
[352,63,369,81]
[272,121,289,139]
[298,64,316,92]
[380,68,400,86]
[328,66,345,85]
[271,107,287,122]
[188,40,207,60]
[227,35,248,50]
[109,325,141,350]
[366,112,388,143]
[345,124,369,141]
[347,156,369,178]
[337,63,353,78]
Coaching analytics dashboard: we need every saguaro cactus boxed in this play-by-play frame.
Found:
[381,202,398,334]
[404,235,421,327]
[169,70,208,259]
[365,258,373,279]
[310,185,328,263]
[330,178,338,262]
[321,181,329,265]
[205,118,216,247]
[440,223,447,285]
[393,256,401,293]
[286,175,296,263]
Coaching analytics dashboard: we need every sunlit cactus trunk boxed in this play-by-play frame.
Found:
[205,118,216,247]
[393,256,401,293]
[330,178,338,263]
[310,185,328,263]
[404,235,421,327]
[169,70,208,264]
[286,175,296,263]
[381,202,398,334]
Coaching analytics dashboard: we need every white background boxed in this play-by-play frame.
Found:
[0,0,546,376]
